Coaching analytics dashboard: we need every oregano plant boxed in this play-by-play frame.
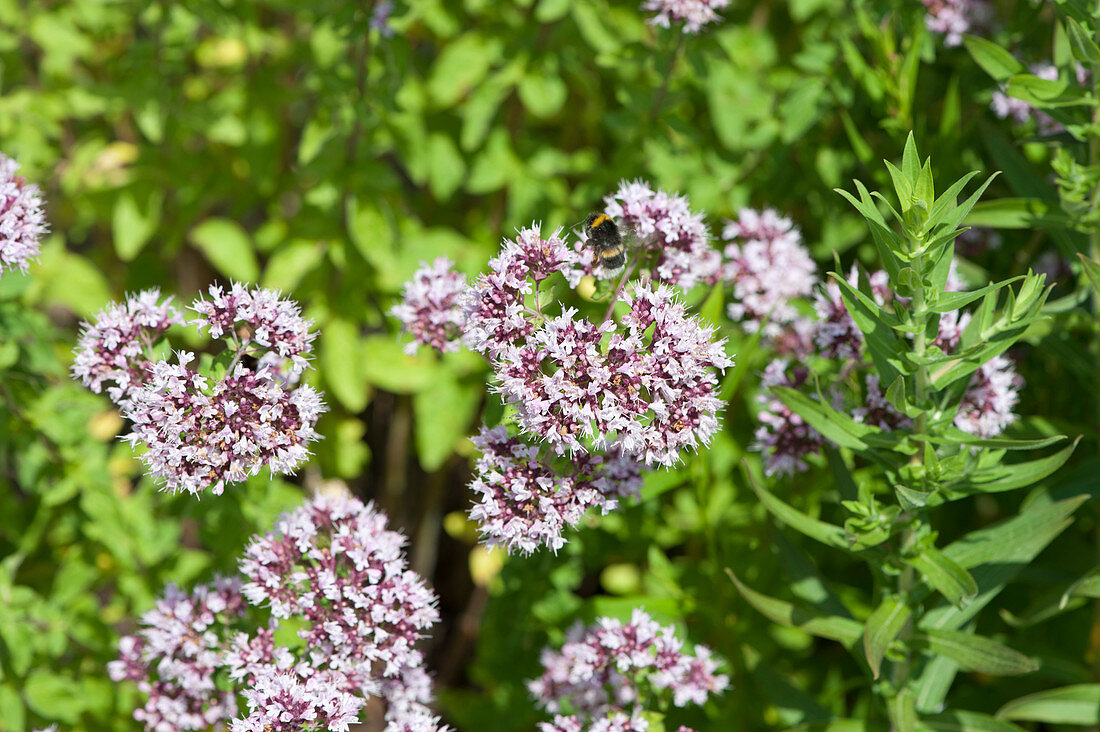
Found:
[729,134,1079,730]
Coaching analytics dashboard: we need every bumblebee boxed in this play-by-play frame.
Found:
[583,212,627,270]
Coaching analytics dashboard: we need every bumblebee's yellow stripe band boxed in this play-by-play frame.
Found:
[591,214,611,228]
[601,246,622,257]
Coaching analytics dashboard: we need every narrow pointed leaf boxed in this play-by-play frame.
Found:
[945,439,1078,497]
[918,628,1036,675]
[906,545,978,607]
[829,272,909,382]
[863,599,911,679]
[996,684,1100,723]
[725,570,864,646]
[922,710,1028,731]
[925,170,981,231]
[963,35,1025,83]
[1078,253,1100,296]
[914,432,1068,450]
[927,277,1024,313]
[743,463,849,550]
[901,131,920,185]
[889,689,918,732]
[914,655,960,714]
[772,386,874,451]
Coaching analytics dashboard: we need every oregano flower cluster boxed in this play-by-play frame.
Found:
[393,185,735,553]
[0,152,47,277]
[529,608,729,730]
[72,283,325,496]
[109,494,447,732]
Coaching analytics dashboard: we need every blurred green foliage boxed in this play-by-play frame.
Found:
[4,0,1100,730]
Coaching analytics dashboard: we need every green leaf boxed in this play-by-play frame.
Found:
[1061,566,1100,608]
[788,720,868,731]
[263,240,326,291]
[36,249,113,318]
[963,35,1025,83]
[906,545,978,607]
[965,198,1071,230]
[771,527,853,616]
[996,684,1100,723]
[829,271,909,383]
[744,644,833,727]
[361,336,440,394]
[23,671,84,724]
[928,277,1023,313]
[863,598,910,679]
[1066,18,1100,63]
[1007,73,1095,108]
[914,655,960,714]
[944,439,1079,497]
[428,132,466,201]
[772,386,874,453]
[112,191,161,261]
[298,115,334,165]
[428,33,501,108]
[915,495,1084,671]
[743,462,849,550]
[925,170,980,233]
[917,628,1036,675]
[890,689,918,732]
[835,181,905,280]
[725,570,863,646]
[921,709,1028,731]
[321,318,370,412]
[0,684,24,732]
[916,431,1068,450]
[518,72,568,118]
[189,218,260,282]
[413,372,479,471]
[1078,253,1100,296]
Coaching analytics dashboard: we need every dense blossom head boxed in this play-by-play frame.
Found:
[540,713,651,732]
[191,283,316,375]
[529,608,728,722]
[108,578,246,732]
[230,668,365,732]
[602,180,720,289]
[0,153,47,275]
[922,0,992,46]
[722,208,816,337]
[955,354,1022,437]
[752,360,824,476]
[462,224,577,356]
[122,352,325,496]
[391,257,467,355]
[641,0,730,33]
[239,495,440,687]
[113,496,448,732]
[72,289,183,407]
[467,425,641,554]
[494,284,732,467]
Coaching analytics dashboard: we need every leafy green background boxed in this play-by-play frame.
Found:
[2,0,1100,730]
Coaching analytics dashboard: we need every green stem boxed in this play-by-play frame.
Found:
[600,255,639,325]
[1090,3,1100,693]
[890,239,929,727]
